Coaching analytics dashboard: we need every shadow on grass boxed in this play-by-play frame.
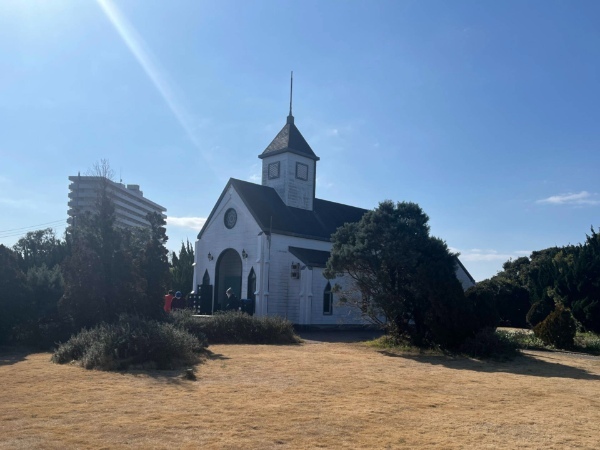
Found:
[390,352,600,381]
[297,329,385,343]
[206,350,230,360]
[205,339,302,346]
[0,347,30,366]
[126,350,224,385]
[128,369,193,386]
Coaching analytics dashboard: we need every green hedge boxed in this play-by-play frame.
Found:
[171,310,300,344]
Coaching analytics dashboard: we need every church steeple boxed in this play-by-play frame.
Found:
[259,74,319,211]
[287,71,294,125]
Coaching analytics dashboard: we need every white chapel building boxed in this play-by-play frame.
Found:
[192,110,475,326]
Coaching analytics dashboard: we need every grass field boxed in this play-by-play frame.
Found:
[1,335,599,449]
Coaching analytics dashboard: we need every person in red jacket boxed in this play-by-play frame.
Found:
[164,290,175,312]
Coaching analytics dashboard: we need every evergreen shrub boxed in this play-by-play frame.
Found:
[193,310,300,344]
[533,305,577,349]
[457,327,518,359]
[52,315,206,370]
[167,309,208,346]
[526,299,554,328]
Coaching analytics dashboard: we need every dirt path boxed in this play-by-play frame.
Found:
[1,341,599,449]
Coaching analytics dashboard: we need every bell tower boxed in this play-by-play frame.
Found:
[258,73,320,211]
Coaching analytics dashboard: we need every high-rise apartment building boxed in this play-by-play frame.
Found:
[67,175,166,228]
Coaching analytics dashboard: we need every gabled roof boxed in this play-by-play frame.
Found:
[289,246,331,268]
[258,116,320,161]
[455,257,477,285]
[197,178,367,242]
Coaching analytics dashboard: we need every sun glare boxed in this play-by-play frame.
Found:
[95,0,214,171]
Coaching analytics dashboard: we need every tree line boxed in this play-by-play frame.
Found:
[0,181,194,348]
[466,227,600,334]
[3,192,596,352]
[326,200,599,350]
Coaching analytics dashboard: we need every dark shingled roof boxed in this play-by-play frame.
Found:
[258,116,320,161]
[289,246,331,268]
[197,178,367,242]
[197,178,477,285]
[455,257,477,285]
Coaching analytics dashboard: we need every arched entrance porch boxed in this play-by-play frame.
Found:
[214,248,242,312]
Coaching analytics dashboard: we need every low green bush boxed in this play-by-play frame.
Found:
[366,334,439,354]
[52,315,206,370]
[167,310,208,347]
[498,328,600,355]
[458,327,518,359]
[188,310,300,344]
[497,329,545,350]
[368,329,518,359]
[533,305,577,349]
[574,332,600,354]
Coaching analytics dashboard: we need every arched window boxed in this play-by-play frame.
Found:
[323,282,333,315]
[202,269,210,286]
[247,268,256,301]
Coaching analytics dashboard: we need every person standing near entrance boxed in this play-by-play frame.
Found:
[171,291,185,311]
[225,287,240,311]
[164,290,174,313]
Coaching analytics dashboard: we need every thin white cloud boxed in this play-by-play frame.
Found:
[537,191,600,206]
[450,248,531,263]
[167,216,206,230]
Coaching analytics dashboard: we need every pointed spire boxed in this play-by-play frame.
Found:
[287,71,294,124]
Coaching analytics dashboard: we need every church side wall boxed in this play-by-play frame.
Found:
[268,234,369,326]
[265,234,300,322]
[308,269,369,326]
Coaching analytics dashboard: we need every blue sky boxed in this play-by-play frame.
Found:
[1,0,599,281]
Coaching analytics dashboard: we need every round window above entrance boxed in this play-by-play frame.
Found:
[224,208,237,229]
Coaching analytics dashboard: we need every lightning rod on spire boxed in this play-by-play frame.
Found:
[289,71,293,117]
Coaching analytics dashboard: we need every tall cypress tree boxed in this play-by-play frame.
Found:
[171,240,194,295]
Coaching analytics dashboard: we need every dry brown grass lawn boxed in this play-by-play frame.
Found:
[1,338,599,449]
